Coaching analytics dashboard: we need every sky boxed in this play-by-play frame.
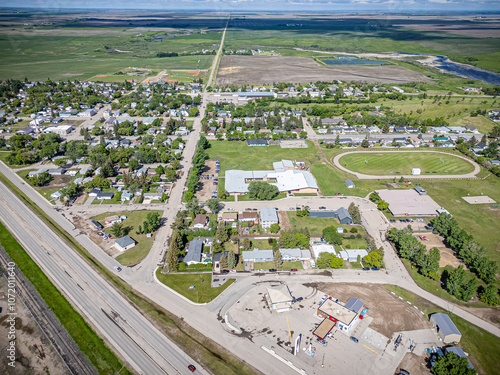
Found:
[5,0,500,13]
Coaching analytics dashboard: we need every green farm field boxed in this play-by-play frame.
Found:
[338,152,475,176]
[206,140,320,176]
[0,28,217,80]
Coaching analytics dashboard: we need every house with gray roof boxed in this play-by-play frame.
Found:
[260,208,279,228]
[183,238,204,265]
[242,250,273,262]
[114,236,136,252]
[309,208,353,224]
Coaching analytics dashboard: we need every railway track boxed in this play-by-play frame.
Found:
[0,246,96,375]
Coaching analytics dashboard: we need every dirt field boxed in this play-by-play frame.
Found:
[71,214,123,258]
[194,160,219,203]
[393,22,500,38]
[310,283,432,338]
[414,232,463,268]
[0,277,68,375]
[399,352,432,375]
[216,56,433,86]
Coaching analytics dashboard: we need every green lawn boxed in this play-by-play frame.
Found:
[207,140,320,176]
[310,163,374,197]
[155,270,235,303]
[287,212,365,235]
[338,152,475,176]
[0,221,132,374]
[93,210,163,266]
[245,238,274,250]
[383,285,500,375]
[342,238,368,249]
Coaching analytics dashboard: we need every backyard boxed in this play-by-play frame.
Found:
[93,210,163,266]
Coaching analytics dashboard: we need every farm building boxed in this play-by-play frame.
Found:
[317,297,364,333]
[377,189,442,217]
[260,207,279,228]
[266,285,293,313]
[114,236,136,252]
[430,313,461,343]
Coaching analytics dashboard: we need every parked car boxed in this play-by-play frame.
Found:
[230,270,237,273]
[188,364,196,372]
[350,336,359,343]
[290,268,298,272]
[258,269,265,272]
[220,270,229,274]
[399,369,410,375]
[319,206,326,209]
[269,268,277,272]
[371,267,380,271]
[362,267,370,271]
[114,266,122,272]
[295,297,303,302]
[316,338,328,346]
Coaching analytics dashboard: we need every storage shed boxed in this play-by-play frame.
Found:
[430,313,461,343]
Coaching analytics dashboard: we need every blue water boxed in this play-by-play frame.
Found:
[399,53,500,85]
[338,56,357,60]
[323,60,387,65]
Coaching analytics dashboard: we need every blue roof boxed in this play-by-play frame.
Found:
[344,297,364,313]
[431,313,461,337]
[445,347,474,370]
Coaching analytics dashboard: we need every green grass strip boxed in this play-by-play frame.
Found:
[0,221,131,375]
[0,171,258,375]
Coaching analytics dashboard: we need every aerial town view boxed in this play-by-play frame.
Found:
[0,1,499,375]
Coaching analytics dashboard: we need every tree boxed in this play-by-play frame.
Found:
[219,254,228,269]
[248,181,279,200]
[110,222,124,237]
[377,200,389,211]
[317,252,334,269]
[186,198,201,216]
[322,226,343,245]
[269,223,280,234]
[215,223,229,243]
[330,257,343,269]
[144,212,161,233]
[360,137,370,148]
[445,266,465,299]
[129,158,139,172]
[369,191,380,202]
[479,284,499,306]
[431,352,476,375]
[227,249,237,269]
[28,171,52,187]
[348,202,361,224]
[363,250,383,268]
[155,165,165,175]
[273,249,283,269]
[242,238,252,251]
[205,198,220,214]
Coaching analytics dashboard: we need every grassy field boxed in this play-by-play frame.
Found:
[0,28,217,80]
[287,212,365,235]
[155,270,235,303]
[383,285,500,375]
[206,140,321,176]
[338,152,475,176]
[0,170,259,375]
[92,210,162,266]
[0,221,132,374]
[342,238,368,250]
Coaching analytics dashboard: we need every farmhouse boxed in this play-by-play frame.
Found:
[260,207,279,228]
[114,236,136,252]
[317,297,364,333]
[430,313,461,343]
[266,285,293,313]
[377,189,442,217]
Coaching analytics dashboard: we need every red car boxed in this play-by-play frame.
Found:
[290,268,298,272]
[188,364,196,372]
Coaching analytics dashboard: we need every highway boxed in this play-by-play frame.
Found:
[0,178,206,375]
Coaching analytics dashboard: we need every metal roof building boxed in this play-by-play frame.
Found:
[183,238,204,265]
[430,313,461,343]
[344,297,365,313]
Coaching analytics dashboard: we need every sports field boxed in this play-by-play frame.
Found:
[338,152,475,176]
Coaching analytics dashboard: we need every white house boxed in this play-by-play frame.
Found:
[260,207,279,228]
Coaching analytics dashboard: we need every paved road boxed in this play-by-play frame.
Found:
[0,173,206,375]
[332,150,481,179]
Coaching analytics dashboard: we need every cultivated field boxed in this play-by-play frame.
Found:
[216,56,433,86]
[338,151,475,176]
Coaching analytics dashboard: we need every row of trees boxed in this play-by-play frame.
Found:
[184,136,210,201]
[388,227,441,280]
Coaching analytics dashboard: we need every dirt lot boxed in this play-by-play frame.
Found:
[399,352,432,375]
[216,56,433,86]
[0,277,67,375]
[414,232,463,268]
[393,22,500,38]
[310,283,432,338]
[194,160,219,203]
[71,214,123,257]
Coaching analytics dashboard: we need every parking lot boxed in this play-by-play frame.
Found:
[388,217,430,231]
[195,160,220,202]
[226,281,437,374]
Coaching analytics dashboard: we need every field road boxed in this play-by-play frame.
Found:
[205,17,229,89]
[332,150,481,179]
[0,175,207,375]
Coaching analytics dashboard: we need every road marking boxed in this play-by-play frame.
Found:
[362,344,380,355]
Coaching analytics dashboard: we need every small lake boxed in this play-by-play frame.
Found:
[323,60,387,65]
[434,55,500,85]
